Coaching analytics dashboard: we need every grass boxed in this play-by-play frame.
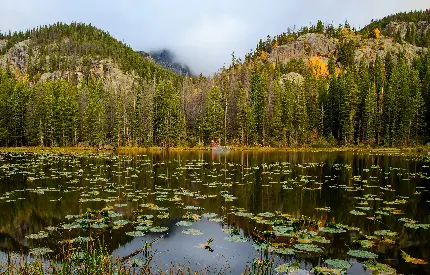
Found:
[0,239,232,275]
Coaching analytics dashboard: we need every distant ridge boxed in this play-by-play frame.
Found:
[137,49,192,77]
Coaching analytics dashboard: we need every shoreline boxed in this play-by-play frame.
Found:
[0,145,429,154]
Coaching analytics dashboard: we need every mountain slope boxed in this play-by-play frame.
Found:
[0,22,184,147]
[0,10,429,148]
[360,9,430,46]
[137,49,192,77]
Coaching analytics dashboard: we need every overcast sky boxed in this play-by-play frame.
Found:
[0,0,428,75]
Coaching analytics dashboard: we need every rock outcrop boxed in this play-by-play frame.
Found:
[0,37,139,93]
[354,36,426,65]
[269,33,336,64]
[269,31,426,67]
[384,21,430,40]
[0,39,30,71]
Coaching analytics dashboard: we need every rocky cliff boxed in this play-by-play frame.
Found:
[268,30,426,67]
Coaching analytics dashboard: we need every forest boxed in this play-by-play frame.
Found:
[0,11,429,148]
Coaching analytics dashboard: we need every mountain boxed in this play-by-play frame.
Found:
[0,22,183,148]
[0,10,429,148]
[137,49,192,77]
[360,9,430,46]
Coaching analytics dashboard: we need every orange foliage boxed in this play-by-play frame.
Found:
[271,41,279,49]
[308,56,328,79]
[340,27,354,38]
[259,50,269,61]
[374,28,381,39]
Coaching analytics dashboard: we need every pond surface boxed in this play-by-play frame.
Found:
[0,150,429,274]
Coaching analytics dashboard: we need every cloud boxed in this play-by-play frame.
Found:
[0,0,428,75]
[174,14,248,74]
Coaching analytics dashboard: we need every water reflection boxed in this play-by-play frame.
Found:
[0,150,429,274]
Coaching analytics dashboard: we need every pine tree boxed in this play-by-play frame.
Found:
[251,70,266,145]
[363,83,377,144]
[199,86,223,144]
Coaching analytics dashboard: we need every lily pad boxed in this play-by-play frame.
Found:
[202,213,218,218]
[374,230,397,237]
[224,235,247,242]
[26,232,49,239]
[319,227,346,234]
[363,261,396,274]
[275,262,300,273]
[150,226,168,233]
[175,221,193,227]
[126,231,145,237]
[325,259,351,270]
[182,229,203,235]
[29,247,53,256]
[128,258,146,267]
[347,249,378,259]
[293,243,323,252]
[401,250,428,264]
[350,210,366,216]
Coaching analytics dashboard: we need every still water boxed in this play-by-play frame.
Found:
[0,150,429,274]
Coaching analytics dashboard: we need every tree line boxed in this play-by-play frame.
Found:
[0,20,429,148]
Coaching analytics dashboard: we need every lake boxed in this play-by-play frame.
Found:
[0,150,429,274]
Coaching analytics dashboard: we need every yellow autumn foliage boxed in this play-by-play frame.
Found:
[15,72,29,85]
[340,27,355,38]
[259,50,269,61]
[308,56,328,79]
[374,28,380,39]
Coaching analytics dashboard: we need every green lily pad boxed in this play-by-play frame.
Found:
[176,221,193,226]
[293,243,323,252]
[363,261,396,274]
[358,240,375,248]
[29,247,53,256]
[26,232,49,239]
[325,259,351,270]
[202,213,218,218]
[272,247,295,255]
[135,226,150,231]
[319,227,346,234]
[182,229,203,235]
[275,262,300,273]
[404,223,430,229]
[126,231,145,237]
[258,212,276,218]
[374,230,397,237]
[350,210,366,216]
[224,235,247,242]
[272,225,294,236]
[347,249,378,259]
[113,220,129,226]
[150,226,168,233]
[62,222,81,230]
[128,258,146,267]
